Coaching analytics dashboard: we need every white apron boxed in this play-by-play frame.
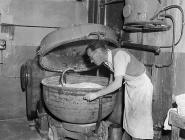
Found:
[123,72,153,139]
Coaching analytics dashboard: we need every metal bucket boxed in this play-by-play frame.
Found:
[42,74,116,124]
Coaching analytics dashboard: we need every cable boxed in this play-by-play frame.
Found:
[155,14,175,68]
[163,5,184,46]
[146,5,185,68]
[151,5,184,46]
[144,14,175,68]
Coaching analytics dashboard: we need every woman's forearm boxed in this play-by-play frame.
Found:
[95,78,122,97]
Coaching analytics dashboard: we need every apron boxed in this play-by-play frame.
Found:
[105,49,153,139]
[123,72,153,139]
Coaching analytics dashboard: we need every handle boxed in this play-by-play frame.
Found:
[87,32,105,40]
[95,96,103,134]
[59,68,75,86]
[121,41,161,55]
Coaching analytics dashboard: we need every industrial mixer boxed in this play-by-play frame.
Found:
[20,23,122,140]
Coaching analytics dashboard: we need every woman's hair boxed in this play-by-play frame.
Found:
[86,40,107,52]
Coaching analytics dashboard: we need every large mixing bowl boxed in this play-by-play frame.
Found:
[42,74,117,124]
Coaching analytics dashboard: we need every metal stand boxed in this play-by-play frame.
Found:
[45,96,105,140]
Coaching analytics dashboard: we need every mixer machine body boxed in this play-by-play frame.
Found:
[21,23,121,139]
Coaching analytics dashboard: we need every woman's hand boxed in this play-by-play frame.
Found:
[83,92,99,101]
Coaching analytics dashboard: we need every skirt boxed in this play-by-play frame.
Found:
[123,72,153,139]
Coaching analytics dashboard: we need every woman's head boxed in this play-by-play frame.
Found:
[86,41,107,66]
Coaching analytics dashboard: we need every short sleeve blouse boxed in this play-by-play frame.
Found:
[113,50,130,77]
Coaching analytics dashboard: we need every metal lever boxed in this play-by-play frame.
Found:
[59,68,75,86]
[87,32,105,40]
[121,41,161,55]
[95,96,103,134]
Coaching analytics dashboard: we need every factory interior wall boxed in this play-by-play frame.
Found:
[124,0,185,134]
[170,0,185,96]
[0,0,88,119]
[0,1,185,138]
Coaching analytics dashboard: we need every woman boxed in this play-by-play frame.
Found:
[83,41,154,140]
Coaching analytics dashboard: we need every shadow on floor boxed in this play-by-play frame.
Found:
[0,117,42,140]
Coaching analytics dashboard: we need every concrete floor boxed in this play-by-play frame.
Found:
[0,117,42,140]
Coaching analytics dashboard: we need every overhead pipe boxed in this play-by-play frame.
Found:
[121,41,161,55]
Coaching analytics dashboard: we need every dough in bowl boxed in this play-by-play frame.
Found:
[64,82,104,89]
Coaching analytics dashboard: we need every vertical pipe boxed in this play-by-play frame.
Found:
[95,97,103,134]
[104,0,107,25]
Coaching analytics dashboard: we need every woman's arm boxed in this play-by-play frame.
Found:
[83,75,123,101]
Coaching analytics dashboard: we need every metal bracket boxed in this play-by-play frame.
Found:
[87,31,105,40]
